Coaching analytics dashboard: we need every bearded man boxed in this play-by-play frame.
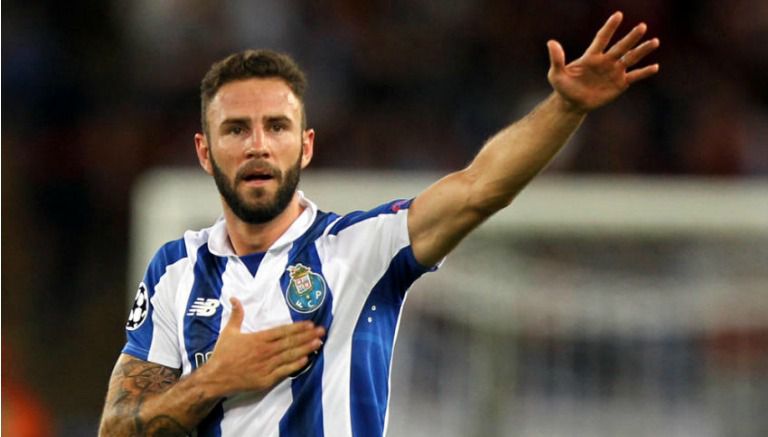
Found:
[99,12,659,436]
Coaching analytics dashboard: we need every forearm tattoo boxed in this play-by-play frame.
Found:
[104,357,189,436]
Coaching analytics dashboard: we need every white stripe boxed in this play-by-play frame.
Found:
[220,382,292,437]
[147,256,190,369]
[219,245,296,436]
[318,210,411,437]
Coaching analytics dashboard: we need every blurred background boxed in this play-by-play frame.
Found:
[3,1,767,436]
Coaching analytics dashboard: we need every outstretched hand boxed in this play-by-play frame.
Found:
[547,11,660,113]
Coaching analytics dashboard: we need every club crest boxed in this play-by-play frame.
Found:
[285,263,326,313]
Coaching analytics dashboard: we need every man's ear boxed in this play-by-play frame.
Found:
[195,133,213,175]
[301,129,315,169]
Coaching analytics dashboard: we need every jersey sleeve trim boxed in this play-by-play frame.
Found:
[400,242,439,275]
[328,199,412,236]
[121,344,182,369]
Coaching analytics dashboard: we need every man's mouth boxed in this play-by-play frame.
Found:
[242,173,273,181]
[238,166,278,186]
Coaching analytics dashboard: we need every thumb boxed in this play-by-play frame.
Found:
[226,297,244,332]
[547,40,566,73]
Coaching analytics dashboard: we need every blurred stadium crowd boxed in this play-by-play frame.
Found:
[3,0,767,435]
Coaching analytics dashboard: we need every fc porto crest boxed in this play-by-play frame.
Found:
[285,263,327,313]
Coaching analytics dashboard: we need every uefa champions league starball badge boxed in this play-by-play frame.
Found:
[126,282,149,330]
[285,263,327,314]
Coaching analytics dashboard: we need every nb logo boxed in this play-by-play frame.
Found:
[186,298,221,317]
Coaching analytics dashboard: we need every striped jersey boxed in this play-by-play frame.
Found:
[122,192,437,437]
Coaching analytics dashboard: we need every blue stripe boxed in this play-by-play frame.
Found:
[350,245,433,437]
[124,238,187,360]
[328,199,411,236]
[185,243,227,437]
[279,212,336,437]
[240,251,266,276]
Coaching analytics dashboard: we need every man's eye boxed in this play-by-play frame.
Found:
[270,123,287,133]
[225,126,247,136]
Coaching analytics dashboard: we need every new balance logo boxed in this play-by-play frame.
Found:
[187,298,221,317]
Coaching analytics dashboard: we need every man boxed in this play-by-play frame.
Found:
[99,11,658,436]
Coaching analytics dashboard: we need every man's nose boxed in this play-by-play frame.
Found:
[245,127,269,158]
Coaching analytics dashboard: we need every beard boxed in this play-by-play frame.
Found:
[210,150,302,225]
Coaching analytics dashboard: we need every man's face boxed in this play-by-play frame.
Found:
[196,78,314,224]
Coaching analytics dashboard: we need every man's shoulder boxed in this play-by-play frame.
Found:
[156,237,188,259]
[148,221,215,269]
[326,198,412,236]
[147,237,189,276]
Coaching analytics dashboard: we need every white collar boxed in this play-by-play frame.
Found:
[207,191,318,257]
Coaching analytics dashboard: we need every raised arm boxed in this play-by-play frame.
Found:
[408,12,660,266]
[99,298,325,436]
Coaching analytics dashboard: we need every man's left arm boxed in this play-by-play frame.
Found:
[408,11,660,266]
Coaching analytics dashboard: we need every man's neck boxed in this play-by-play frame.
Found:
[222,195,305,256]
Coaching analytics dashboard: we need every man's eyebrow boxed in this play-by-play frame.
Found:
[219,117,251,126]
[264,115,293,124]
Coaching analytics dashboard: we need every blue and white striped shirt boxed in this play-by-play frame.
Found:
[123,192,436,436]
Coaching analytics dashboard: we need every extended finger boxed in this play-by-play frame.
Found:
[618,38,660,67]
[627,64,660,84]
[271,338,323,369]
[275,326,325,354]
[270,355,310,381]
[257,320,316,342]
[586,11,623,55]
[606,23,647,59]
[547,40,566,73]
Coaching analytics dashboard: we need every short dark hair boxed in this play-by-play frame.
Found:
[200,49,308,135]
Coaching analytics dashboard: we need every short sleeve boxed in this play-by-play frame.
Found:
[324,199,440,298]
[122,239,187,369]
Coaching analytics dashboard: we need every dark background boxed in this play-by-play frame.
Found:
[3,1,767,435]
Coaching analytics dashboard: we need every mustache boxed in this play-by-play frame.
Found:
[235,160,281,182]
